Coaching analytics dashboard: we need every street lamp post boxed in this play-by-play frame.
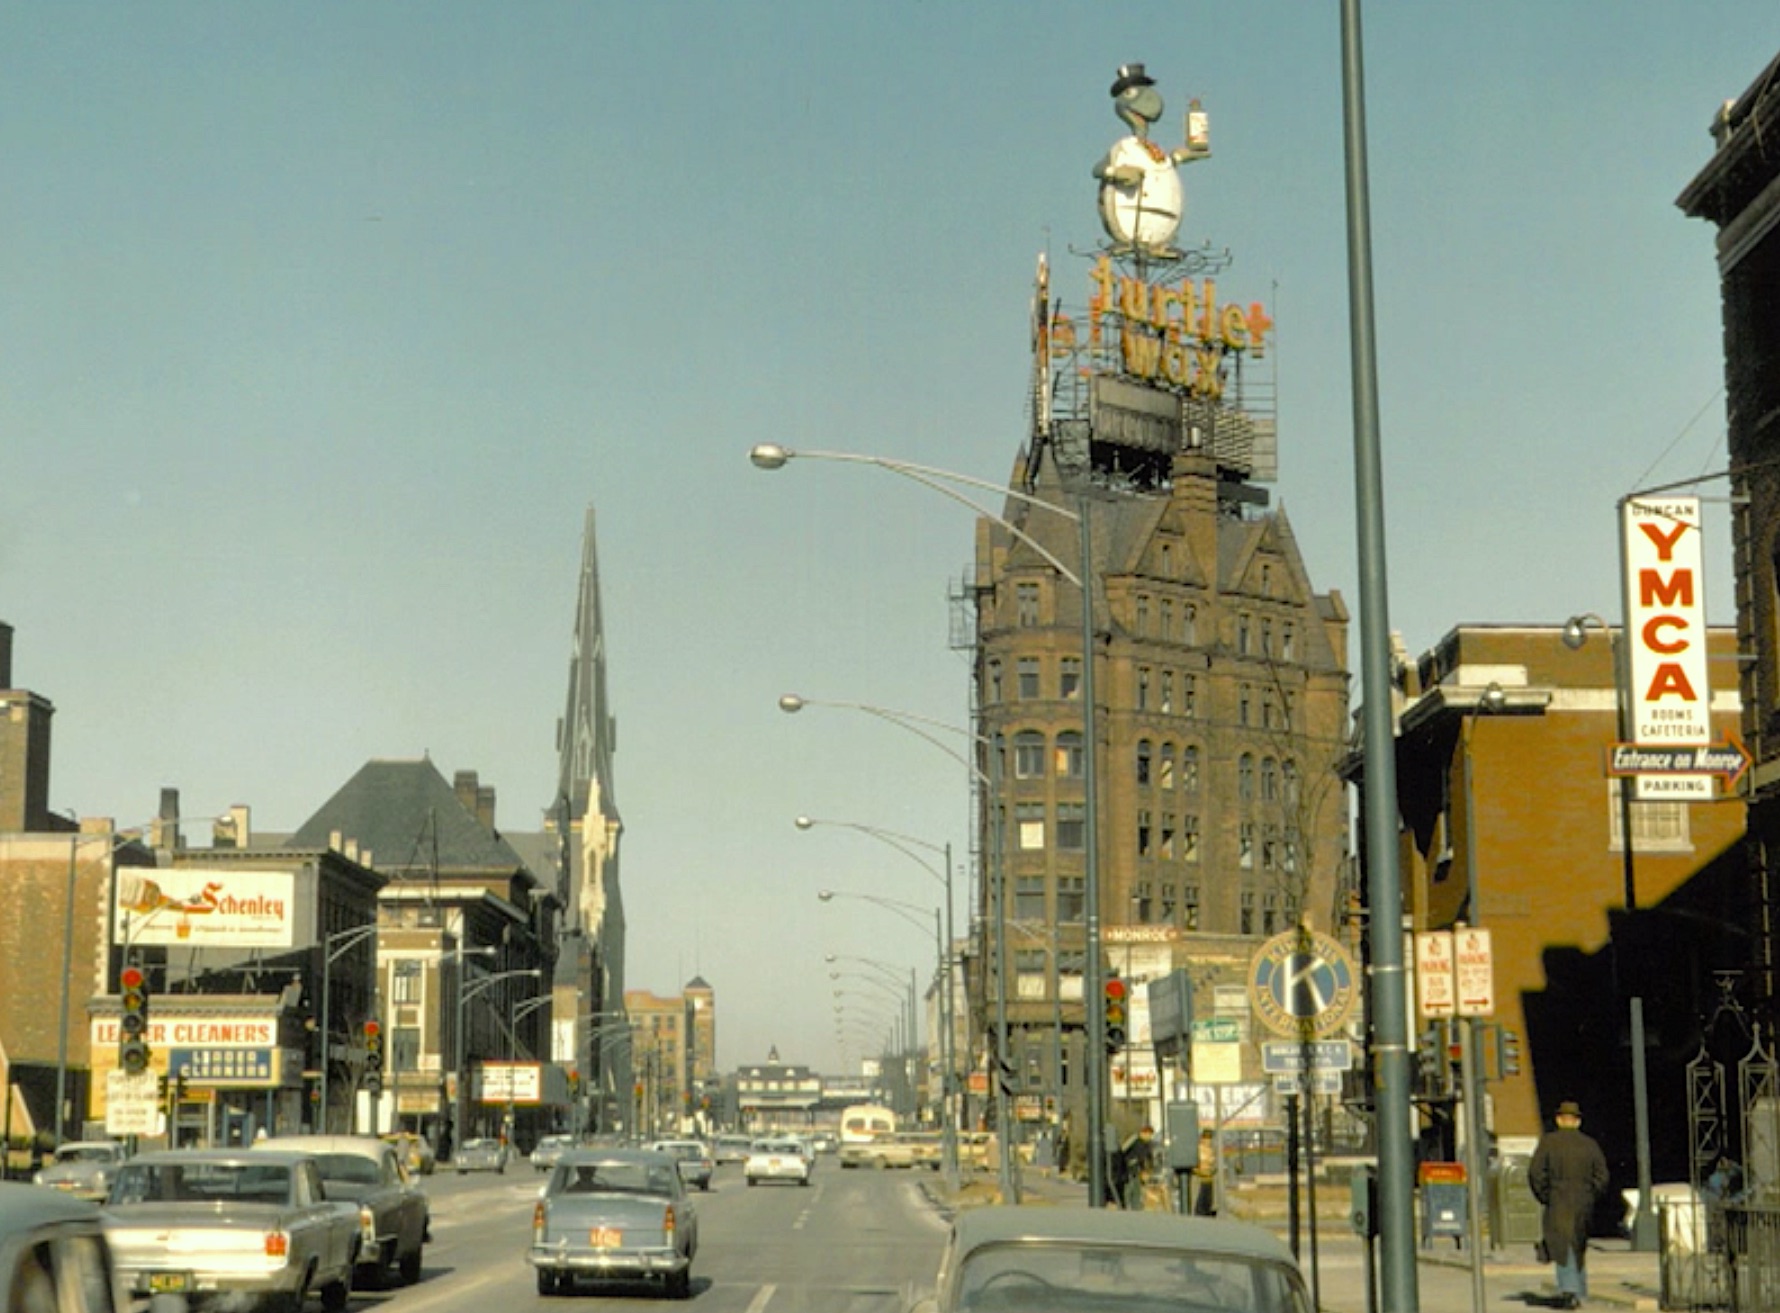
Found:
[1564,611,1658,1253]
[319,924,382,1134]
[799,812,961,1188]
[751,443,1104,1206]
[454,963,538,1153]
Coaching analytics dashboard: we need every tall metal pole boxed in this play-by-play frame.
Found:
[1079,490,1106,1208]
[1607,562,1658,1252]
[942,842,959,1188]
[1339,2,1417,1306]
[55,835,80,1147]
[454,943,469,1154]
[990,743,1016,1202]
[321,949,334,1134]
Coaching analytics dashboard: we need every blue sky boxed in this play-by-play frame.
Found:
[4,3,1775,1071]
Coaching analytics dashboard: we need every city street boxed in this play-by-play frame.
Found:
[393,1160,948,1313]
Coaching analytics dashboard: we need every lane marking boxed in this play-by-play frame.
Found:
[745,1282,776,1313]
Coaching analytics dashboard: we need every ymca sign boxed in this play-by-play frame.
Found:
[1622,496,1710,745]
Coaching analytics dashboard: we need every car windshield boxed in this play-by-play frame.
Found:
[954,1242,1310,1313]
[312,1154,382,1185]
[554,1162,677,1196]
[111,1162,292,1206]
[657,1143,703,1159]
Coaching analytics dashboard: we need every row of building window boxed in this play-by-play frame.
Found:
[1005,879,1288,938]
[1010,577,1296,660]
[1011,801,1299,872]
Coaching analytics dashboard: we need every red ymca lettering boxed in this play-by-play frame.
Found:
[1639,568,1694,609]
[1637,518,1690,561]
[1642,614,1691,654]
[1645,662,1699,702]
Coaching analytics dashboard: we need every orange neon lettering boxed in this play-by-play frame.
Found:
[1645,663,1699,702]
[1639,568,1694,609]
[1642,614,1691,654]
[1637,518,1689,561]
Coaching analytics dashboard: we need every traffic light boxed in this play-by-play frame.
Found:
[363,1020,384,1096]
[1104,977,1128,1054]
[1497,1027,1523,1077]
[119,965,151,1075]
[1416,1026,1442,1085]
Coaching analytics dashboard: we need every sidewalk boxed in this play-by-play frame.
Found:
[924,1166,1662,1310]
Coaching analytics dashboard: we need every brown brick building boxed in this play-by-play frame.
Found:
[1387,624,1747,1177]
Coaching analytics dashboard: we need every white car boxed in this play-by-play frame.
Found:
[744,1138,811,1187]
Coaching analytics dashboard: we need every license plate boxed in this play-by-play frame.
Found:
[591,1227,622,1248]
[147,1273,192,1294]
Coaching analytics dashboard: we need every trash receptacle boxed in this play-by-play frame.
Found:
[1419,1161,1467,1247]
[1491,1156,1543,1247]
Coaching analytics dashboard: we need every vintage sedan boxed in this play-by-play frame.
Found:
[915,1206,1313,1313]
[453,1138,508,1174]
[530,1134,576,1173]
[102,1148,360,1312]
[529,1148,697,1299]
[0,1182,121,1313]
[646,1140,714,1192]
[255,1135,429,1288]
[33,1142,129,1203]
[744,1138,811,1187]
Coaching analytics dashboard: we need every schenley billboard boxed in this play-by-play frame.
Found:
[114,869,295,948]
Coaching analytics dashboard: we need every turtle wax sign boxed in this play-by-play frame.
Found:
[114,869,294,948]
[1623,496,1710,745]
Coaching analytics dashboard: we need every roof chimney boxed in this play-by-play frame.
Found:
[476,785,496,832]
[0,622,12,689]
[454,770,480,815]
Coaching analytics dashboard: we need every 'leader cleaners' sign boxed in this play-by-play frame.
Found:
[1622,496,1710,745]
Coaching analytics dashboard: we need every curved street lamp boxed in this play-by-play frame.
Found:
[753,442,1102,1204]
[455,967,541,1149]
[801,814,963,1186]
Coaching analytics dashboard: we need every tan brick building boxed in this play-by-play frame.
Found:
[972,447,1351,1130]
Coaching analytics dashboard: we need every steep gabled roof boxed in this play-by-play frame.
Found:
[287,758,529,875]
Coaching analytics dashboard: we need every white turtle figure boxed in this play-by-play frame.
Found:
[1093,63,1209,255]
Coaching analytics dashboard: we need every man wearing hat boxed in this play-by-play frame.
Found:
[1529,1100,1611,1308]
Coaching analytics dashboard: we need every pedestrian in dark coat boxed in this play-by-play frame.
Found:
[1529,1100,1610,1309]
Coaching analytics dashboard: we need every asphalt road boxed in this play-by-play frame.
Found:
[379,1158,949,1313]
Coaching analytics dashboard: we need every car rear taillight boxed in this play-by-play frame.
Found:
[663,1205,676,1242]
[265,1231,289,1258]
[533,1201,546,1242]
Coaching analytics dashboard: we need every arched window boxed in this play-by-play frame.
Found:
[1013,731,1046,779]
[1054,731,1084,779]
[1238,753,1254,800]
[1159,743,1175,790]
[1261,757,1278,802]
[1136,740,1153,786]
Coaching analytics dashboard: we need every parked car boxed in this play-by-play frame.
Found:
[255,1134,429,1288]
[531,1134,576,1173]
[101,1148,360,1311]
[646,1140,714,1192]
[809,1131,838,1155]
[454,1138,508,1174]
[380,1132,435,1177]
[711,1134,752,1165]
[913,1206,1312,1313]
[529,1148,697,1299]
[0,1181,121,1313]
[33,1142,128,1203]
[744,1138,811,1187]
